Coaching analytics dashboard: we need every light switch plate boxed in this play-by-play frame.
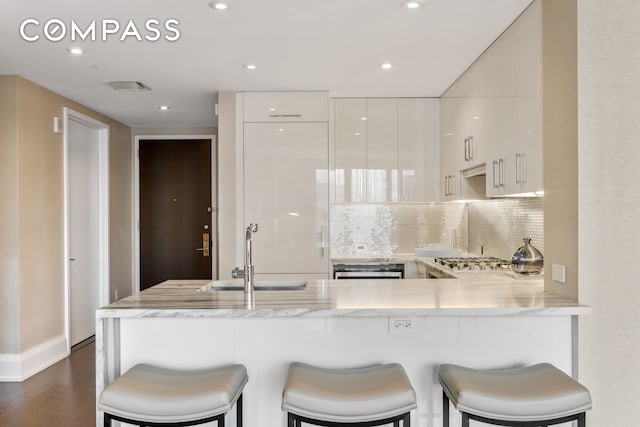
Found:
[552,263,566,283]
[53,116,63,134]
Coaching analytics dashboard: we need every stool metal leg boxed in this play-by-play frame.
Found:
[442,391,449,427]
[104,413,112,427]
[237,394,243,427]
[578,412,586,427]
[403,412,410,426]
[461,412,469,427]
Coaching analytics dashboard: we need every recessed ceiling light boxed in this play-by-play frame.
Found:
[268,107,276,111]
[68,47,83,55]
[381,63,393,70]
[158,105,171,111]
[361,117,367,121]
[402,0,422,9]
[244,64,257,70]
[208,1,228,10]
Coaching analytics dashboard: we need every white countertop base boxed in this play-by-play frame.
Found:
[96,279,585,427]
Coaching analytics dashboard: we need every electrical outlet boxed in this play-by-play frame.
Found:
[390,318,412,332]
[354,243,367,252]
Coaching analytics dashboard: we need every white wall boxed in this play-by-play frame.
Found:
[578,0,640,425]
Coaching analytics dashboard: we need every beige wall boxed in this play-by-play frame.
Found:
[0,76,132,353]
[578,0,640,424]
[542,0,579,299]
[0,77,20,354]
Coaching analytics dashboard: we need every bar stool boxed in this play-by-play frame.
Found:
[99,363,248,426]
[438,363,592,427]
[282,362,416,426]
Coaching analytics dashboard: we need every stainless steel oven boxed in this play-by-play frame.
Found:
[333,263,405,279]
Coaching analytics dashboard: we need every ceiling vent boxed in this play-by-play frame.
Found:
[103,81,152,91]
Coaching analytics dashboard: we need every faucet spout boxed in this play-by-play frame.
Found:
[244,223,258,298]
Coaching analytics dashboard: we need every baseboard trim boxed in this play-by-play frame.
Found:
[0,335,69,382]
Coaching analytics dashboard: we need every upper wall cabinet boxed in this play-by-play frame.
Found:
[333,98,437,203]
[485,0,542,196]
[441,0,542,199]
[243,92,329,122]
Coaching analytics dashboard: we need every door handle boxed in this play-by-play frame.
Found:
[196,233,210,257]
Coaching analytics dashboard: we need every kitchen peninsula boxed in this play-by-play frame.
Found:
[96,278,589,427]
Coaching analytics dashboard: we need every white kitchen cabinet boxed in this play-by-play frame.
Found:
[439,98,462,201]
[243,92,328,122]
[484,0,542,197]
[398,98,437,202]
[333,98,367,202]
[365,99,398,202]
[333,98,437,203]
[485,97,516,197]
[244,122,329,275]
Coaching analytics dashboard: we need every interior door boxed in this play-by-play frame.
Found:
[244,123,329,275]
[68,119,99,346]
[139,139,213,290]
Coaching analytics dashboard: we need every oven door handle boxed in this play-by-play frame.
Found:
[334,271,404,279]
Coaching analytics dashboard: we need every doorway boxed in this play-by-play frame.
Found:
[63,108,109,348]
[135,136,217,291]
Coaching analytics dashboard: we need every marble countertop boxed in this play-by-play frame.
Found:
[97,277,590,319]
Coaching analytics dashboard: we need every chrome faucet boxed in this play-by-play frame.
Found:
[231,223,259,297]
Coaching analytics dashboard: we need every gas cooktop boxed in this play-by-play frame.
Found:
[434,256,512,272]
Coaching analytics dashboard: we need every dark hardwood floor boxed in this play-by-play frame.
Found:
[0,339,96,427]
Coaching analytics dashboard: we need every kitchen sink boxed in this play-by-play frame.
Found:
[199,279,307,292]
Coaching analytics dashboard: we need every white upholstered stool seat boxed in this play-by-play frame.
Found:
[99,363,248,426]
[282,362,416,426]
[438,363,592,427]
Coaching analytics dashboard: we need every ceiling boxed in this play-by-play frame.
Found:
[0,0,532,128]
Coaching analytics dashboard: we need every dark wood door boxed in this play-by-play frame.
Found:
[139,139,212,290]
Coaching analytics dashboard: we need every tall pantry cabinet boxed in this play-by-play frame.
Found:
[241,92,329,278]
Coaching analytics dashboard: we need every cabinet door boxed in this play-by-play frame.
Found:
[517,96,543,193]
[485,97,517,197]
[366,99,398,202]
[333,99,367,202]
[243,92,328,122]
[461,97,486,168]
[439,98,462,201]
[244,122,329,274]
[398,98,437,202]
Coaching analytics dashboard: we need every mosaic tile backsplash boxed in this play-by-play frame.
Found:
[330,203,468,255]
[330,198,544,259]
[467,198,544,260]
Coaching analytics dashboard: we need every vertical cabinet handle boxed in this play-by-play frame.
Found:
[443,175,456,197]
[464,138,469,161]
[515,153,522,184]
[498,158,505,187]
[320,225,325,258]
[521,153,527,184]
[492,160,498,188]
[468,136,474,161]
